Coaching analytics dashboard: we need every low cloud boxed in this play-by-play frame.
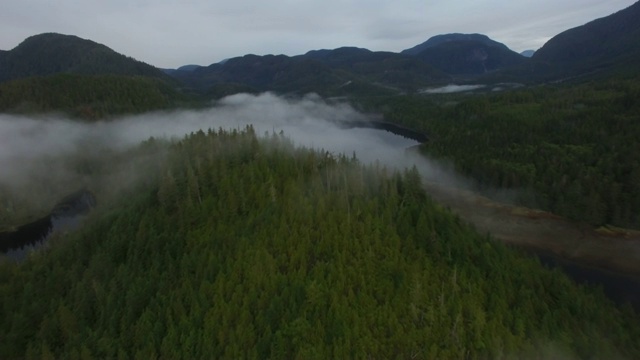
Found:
[421,84,486,94]
[0,93,463,217]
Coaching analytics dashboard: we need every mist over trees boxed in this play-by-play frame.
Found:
[1,5,640,356]
[1,128,639,359]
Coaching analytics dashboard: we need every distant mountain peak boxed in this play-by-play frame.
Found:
[520,50,535,58]
[400,34,525,76]
[304,47,372,59]
[402,33,510,55]
[0,32,167,83]
[177,64,202,71]
[532,0,640,74]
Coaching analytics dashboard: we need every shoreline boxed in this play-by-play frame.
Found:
[423,181,640,279]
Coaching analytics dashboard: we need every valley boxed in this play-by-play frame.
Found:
[1,1,640,358]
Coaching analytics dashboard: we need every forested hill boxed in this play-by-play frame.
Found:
[0,33,170,83]
[412,39,526,76]
[402,33,512,55]
[1,128,639,358]
[358,77,640,230]
[0,73,187,119]
[169,49,449,96]
[531,1,640,78]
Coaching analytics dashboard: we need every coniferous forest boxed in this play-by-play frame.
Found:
[1,128,639,359]
[2,5,640,356]
[359,77,640,229]
[0,73,187,119]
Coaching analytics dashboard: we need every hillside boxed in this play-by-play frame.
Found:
[1,128,639,358]
[171,54,352,95]
[357,77,640,230]
[0,73,186,118]
[532,1,640,77]
[171,49,448,96]
[300,47,449,89]
[520,50,535,58]
[0,33,169,83]
[402,33,511,55]
[412,39,527,76]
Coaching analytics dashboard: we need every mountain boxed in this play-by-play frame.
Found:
[170,49,448,96]
[171,54,345,94]
[177,64,202,71]
[0,33,169,83]
[162,64,202,76]
[299,47,448,88]
[401,33,510,55]
[532,1,640,76]
[5,0,640,97]
[520,50,535,57]
[411,39,527,76]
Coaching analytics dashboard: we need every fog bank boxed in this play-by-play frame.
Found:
[421,84,486,94]
[0,92,464,219]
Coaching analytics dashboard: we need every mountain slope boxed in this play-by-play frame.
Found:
[1,128,639,358]
[532,1,640,76]
[171,50,447,96]
[402,33,510,55]
[520,50,535,58]
[300,47,448,89]
[413,39,526,75]
[0,33,169,82]
[171,54,351,95]
[0,73,185,118]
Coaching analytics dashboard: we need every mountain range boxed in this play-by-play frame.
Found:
[0,1,639,98]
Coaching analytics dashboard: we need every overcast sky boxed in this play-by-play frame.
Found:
[0,0,636,68]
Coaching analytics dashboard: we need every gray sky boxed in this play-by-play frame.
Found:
[0,0,636,68]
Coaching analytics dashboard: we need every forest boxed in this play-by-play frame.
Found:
[357,76,640,229]
[1,8,640,357]
[1,128,639,359]
[0,73,189,119]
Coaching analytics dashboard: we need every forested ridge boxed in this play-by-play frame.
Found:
[0,33,169,83]
[360,77,640,229]
[0,73,189,119]
[1,128,639,359]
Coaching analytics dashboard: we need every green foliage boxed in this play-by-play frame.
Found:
[0,74,188,119]
[1,128,639,358]
[359,78,640,228]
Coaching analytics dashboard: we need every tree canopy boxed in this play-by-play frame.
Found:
[1,127,638,359]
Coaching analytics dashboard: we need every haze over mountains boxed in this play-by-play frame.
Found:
[0,1,638,97]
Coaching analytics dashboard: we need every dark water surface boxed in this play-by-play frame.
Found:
[0,189,96,261]
[531,249,640,311]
